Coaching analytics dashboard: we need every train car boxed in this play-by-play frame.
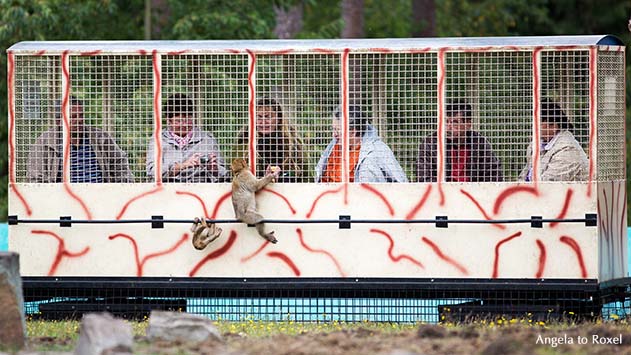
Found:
[6,36,627,320]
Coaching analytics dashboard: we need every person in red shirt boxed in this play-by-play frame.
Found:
[416,101,503,182]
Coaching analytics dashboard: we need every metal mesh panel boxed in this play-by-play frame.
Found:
[445,52,531,182]
[596,50,625,181]
[256,54,340,182]
[159,55,248,183]
[350,53,437,182]
[14,56,62,183]
[70,55,153,183]
[540,50,590,170]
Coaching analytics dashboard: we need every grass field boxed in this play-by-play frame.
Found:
[10,317,631,355]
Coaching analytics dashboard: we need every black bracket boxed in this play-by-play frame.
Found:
[436,216,448,228]
[531,216,543,228]
[7,215,18,225]
[339,215,351,229]
[585,213,597,227]
[60,216,72,227]
[151,215,164,229]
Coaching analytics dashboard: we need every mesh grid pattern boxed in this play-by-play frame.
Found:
[596,50,626,181]
[14,56,62,183]
[350,53,437,182]
[255,54,340,182]
[446,52,532,182]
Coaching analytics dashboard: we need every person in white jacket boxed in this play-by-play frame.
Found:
[520,99,588,182]
[315,106,408,183]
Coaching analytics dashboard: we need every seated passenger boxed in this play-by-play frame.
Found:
[519,99,588,182]
[238,97,306,182]
[315,105,408,183]
[27,96,134,183]
[147,93,228,183]
[416,101,503,182]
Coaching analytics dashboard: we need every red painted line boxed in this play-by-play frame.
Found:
[108,233,141,275]
[405,185,432,220]
[138,50,149,55]
[32,230,90,276]
[437,48,446,205]
[296,228,346,277]
[421,236,468,275]
[587,47,596,197]
[240,239,271,263]
[313,48,336,54]
[360,184,394,216]
[370,48,393,53]
[532,47,542,184]
[34,50,46,56]
[535,239,546,278]
[493,186,539,215]
[152,50,163,185]
[408,48,431,54]
[226,49,241,54]
[550,189,573,228]
[268,49,294,55]
[460,189,505,230]
[63,184,93,220]
[116,185,163,220]
[140,233,189,276]
[342,48,350,185]
[189,230,238,276]
[267,251,301,276]
[261,188,296,215]
[553,45,579,51]
[461,46,494,53]
[370,229,424,268]
[7,52,32,215]
[559,236,587,278]
[79,50,102,56]
[247,49,256,174]
[306,186,344,218]
[176,190,210,218]
[492,231,523,278]
[167,50,189,55]
[211,191,232,219]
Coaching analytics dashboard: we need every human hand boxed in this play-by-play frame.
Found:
[204,153,219,173]
[183,153,202,168]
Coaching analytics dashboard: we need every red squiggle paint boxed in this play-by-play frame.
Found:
[189,230,238,276]
[109,233,188,276]
[296,228,346,276]
[408,48,431,54]
[240,240,271,263]
[559,236,587,278]
[7,52,32,215]
[138,50,149,55]
[61,50,92,219]
[341,48,350,199]
[370,48,393,53]
[436,48,446,205]
[587,47,596,197]
[360,184,394,216]
[370,229,424,268]
[267,251,301,276]
[176,190,210,218]
[227,49,241,54]
[535,239,546,278]
[34,50,46,56]
[80,50,102,56]
[313,48,336,54]
[261,188,296,214]
[211,191,232,219]
[167,50,189,55]
[532,47,542,184]
[493,186,539,215]
[405,185,432,220]
[306,186,344,218]
[460,189,505,230]
[550,189,573,228]
[31,230,90,276]
[152,50,163,185]
[492,231,523,278]
[268,49,294,55]
[247,49,256,174]
[421,237,468,275]
[116,186,163,220]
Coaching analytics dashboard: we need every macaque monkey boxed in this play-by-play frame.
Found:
[231,158,280,243]
[190,217,222,250]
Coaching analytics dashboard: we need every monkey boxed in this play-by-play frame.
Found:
[231,158,280,243]
[190,217,222,250]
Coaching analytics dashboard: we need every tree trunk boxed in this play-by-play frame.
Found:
[341,0,364,38]
[412,0,436,37]
[274,3,304,39]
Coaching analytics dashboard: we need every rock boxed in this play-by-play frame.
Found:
[147,311,222,343]
[0,252,26,349]
[74,313,133,355]
[18,352,73,355]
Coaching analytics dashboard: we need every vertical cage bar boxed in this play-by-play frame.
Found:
[153,51,162,185]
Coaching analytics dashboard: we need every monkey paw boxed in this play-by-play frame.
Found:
[264,231,278,244]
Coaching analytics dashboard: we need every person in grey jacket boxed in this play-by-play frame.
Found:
[519,99,588,182]
[27,96,134,183]
[147,93,228,183]
[315,106,408,183]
